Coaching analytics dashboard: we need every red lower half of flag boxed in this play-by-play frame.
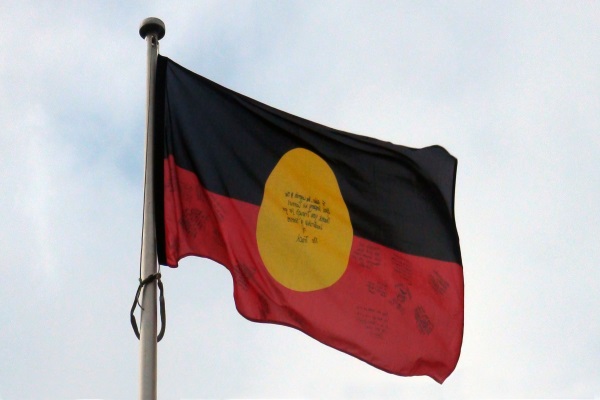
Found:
[161,158,464,383]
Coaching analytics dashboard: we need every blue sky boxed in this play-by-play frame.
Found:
[1,1,599,399]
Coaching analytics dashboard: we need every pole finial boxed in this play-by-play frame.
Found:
[139,17,165,40]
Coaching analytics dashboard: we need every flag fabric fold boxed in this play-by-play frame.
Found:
[153,55,463,383]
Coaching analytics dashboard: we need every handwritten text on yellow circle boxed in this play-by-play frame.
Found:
[256,148,353,292]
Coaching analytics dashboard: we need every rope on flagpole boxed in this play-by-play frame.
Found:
[130,272,166,342]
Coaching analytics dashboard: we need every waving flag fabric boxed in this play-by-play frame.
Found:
[153,55,464,383]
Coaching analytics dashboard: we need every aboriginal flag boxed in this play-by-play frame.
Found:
[154,55,463,383]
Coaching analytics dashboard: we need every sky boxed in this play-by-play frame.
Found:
[1,1,599,399]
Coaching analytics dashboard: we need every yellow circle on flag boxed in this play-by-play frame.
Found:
[256,148,353,292]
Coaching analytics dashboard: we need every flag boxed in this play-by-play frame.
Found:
[153,55,464,383]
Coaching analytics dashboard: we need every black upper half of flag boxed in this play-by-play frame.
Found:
[154,55,462,265]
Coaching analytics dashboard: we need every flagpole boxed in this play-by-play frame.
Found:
[138,17,165,400]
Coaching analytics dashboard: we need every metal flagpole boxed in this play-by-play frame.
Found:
[138,17,165,400]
